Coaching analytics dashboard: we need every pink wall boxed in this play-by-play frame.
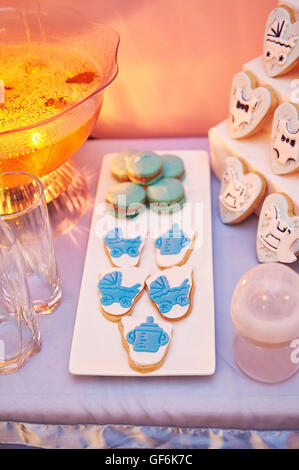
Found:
[56,0,277,138]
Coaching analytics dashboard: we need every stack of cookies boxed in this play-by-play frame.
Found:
[209,0,299,265]
[106,150,186,217]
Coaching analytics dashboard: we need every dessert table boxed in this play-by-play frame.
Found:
[1,137,299,450]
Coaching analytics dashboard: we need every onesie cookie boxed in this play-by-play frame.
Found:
[106,182,146,217]
[104,227,145,267]
[111,150,137,181]
[153,223,195,268]
[229,71,277,139]
[147,178,185,214]
[271,102,299,175]
[97,268,147,322]
[126,151,163,186]
[263,5,299,77]
[119,315,173,373]
[161,154,185,179]
[146,265,193,321]
[219,156,266,224]
[257,193,299,264]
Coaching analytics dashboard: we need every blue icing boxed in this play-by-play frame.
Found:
[126,316,169,352]
[154,224,190,256]
[98,271,141,308]
[148,275,190,314]
[104,227,142,258]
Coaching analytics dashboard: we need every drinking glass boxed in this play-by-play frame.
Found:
[0,172,61,314]
[0,220,41,373]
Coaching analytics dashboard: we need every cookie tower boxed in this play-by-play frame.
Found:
[209,0,299,214]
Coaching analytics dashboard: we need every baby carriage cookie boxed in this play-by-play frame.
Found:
[97,268,147,321]
[146,265,193,321]
[104,227,145,267]
[154,223,195,268]
[119,315,173,373]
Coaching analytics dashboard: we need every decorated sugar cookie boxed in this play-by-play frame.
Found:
[104,227,145,267]
[229,71,277,139]
[257,193,299,264]
[219,156,266,224]
[153,223,195,268]
[271,102,299,175]
[146,265,193,321]
[119,315,173,373]
[97,268,147,321]
[263,6,299,77]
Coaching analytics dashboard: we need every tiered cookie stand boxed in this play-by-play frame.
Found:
[209,0,299,213]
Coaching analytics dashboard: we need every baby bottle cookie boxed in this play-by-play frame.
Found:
[219,156,266,224]
[97,268,147,321]
[257,193,299,264]
[153,223,195,268]
[119,315,173,373]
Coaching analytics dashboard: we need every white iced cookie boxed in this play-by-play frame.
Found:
[263,6,299,77]
[219,156,266,225]
[257,193,299,264]
[153,223,195,268]
[119,315,173,373]
[271,102,299,175]
[97,268,147,321]
[146,265,193,321]
[229,71,277,139]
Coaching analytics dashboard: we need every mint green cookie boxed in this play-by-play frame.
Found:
[161,154,185,179]
[106,182,146,217]
[111,150,137,181]
[126,151,163,185]
[146,178,185,213]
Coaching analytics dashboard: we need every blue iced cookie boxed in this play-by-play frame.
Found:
[106,182,146,217]
[161,154,185,179]
[146,178,185,213]
[126,151,163,186]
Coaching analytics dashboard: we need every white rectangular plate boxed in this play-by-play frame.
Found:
[69,150,215,376]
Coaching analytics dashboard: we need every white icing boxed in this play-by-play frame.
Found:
[271,103,299,175]
[153,224,195,268]
[219,156,264,224]
[120,315,172,367]
[229,72,272,139]
[98,267,147,316]
[146,265,193,320]
[263,6,299,77]
[257,193,299,263]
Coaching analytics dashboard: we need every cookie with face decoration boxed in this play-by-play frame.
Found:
[263,5,299,77]
[271,102,299,175]
[219,156,266,224]
[229,71,277,139]
[257,193,299,264]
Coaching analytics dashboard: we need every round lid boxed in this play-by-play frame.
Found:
[231,263,299,346]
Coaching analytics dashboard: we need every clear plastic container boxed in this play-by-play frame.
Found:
[231,263,299,383]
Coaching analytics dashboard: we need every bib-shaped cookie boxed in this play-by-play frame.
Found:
[263,6,299,77]
[219,156,266,224]
[146,265,193,321]
[119,315,173,373]
[257,193,299,264]
[97,268,147,321]
[229,71,277,139]
[271,102,299,175]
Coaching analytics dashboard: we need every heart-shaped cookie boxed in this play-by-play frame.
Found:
[219,156,266,224]
[271,102,299,175]
[229,71,277,139]
[263,6,299,77]
[257,193,299,263]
